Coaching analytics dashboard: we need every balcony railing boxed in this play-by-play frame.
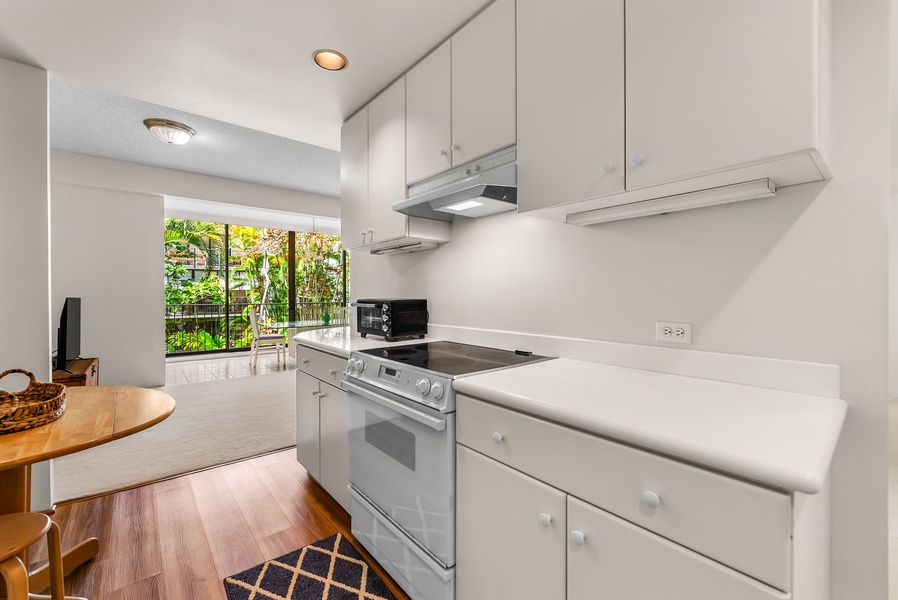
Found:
[165,301,348,354]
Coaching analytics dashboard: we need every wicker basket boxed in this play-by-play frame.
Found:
[0,369,66,435]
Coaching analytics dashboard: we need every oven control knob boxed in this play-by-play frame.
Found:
[350,358,365,375]
[382,324,390,332]
[416,378,432,395]
[430,382,444,400]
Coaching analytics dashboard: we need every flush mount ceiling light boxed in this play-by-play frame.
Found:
[313,49,348,71]
[143,118,196,145]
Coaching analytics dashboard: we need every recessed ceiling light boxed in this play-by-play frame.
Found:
[313,49,348,71]
[143,118,196,145]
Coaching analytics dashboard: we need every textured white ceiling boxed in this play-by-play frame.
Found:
[0,0,492,150]
[0,0,493,197]
[50,79,341,196]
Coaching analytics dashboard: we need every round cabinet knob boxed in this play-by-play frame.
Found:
[431,382,444,400]
[491,431,504,445]
[439,148,447,157]
[642,491,661,509]
[463,168,472,176]
[601,162,614,174]
[630,153,644,167]
[570,530,586,546]
[416,378,432,395]
[538,513,553,527]
[301,358,309,365]
[474,165,482,173]
[452,143,460,151]
[328,369,337,376]
[311,390,321,397]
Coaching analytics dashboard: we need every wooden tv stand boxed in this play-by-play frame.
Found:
[52,357,99,387]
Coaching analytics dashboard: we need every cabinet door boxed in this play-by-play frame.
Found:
[451,0,516,166]
[340,107,369,249]
[516,0,624,212]
[406,41,452,184]
[296,371,321,480]
[367,77,409,244]
[625,0,820,190]
[567,497,786,600]
[456,445,566,600]
[319,383,349,512]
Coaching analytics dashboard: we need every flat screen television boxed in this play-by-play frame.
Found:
[55,297,81,372]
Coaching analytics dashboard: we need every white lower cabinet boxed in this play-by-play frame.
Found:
[456,445,566,600]
[457,445,788,600]
[567,497,787,600]
[295,347,350,511]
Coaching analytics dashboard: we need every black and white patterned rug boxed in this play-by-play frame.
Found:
[223,533,399,600]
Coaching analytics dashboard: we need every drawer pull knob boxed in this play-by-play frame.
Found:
[301,358,309,365]
[329,369,337,376]
[491,432,504,445]
[642,491,661,508]
[311,390,321,397]
[570,530,586,546]
[538,513,552,527]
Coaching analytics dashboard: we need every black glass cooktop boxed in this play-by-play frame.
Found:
[359,341,552,377]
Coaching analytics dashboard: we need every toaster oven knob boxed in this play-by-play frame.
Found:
[382,324,390,332]
[430,382,444,400]
[416,377,432,395]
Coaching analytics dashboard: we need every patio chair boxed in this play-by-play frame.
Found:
[248,307,286,369]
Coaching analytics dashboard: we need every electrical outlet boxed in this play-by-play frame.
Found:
[655,321,693,344]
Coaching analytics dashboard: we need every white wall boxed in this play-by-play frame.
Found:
[350,0,890,597]
[51,183,165,387]
[52,151,340,218]
[890,195,898,397]
[0,58,53,509]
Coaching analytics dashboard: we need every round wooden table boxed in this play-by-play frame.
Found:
[0,385,175,592]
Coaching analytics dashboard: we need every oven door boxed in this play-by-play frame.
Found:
[343,378,455,568]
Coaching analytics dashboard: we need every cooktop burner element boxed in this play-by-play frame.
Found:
[359,340,549,377]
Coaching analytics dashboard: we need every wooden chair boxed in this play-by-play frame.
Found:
[0,512,84,600]
[248,307,286,369]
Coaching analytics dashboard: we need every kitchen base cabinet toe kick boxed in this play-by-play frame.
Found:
[455,394,832,600]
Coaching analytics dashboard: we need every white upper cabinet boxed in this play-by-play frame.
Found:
[451,0,517,167]
[406,0,517,185]
[340,107,369,249]
[368,77,409,244]
[517,0,832,223]
[406,42,452,184]
[342,81,450,253]
[516,0,625,212]
[625,0,829,190]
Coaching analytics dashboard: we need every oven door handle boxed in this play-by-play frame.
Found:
[342,380,447,432]
[351,302,379,308]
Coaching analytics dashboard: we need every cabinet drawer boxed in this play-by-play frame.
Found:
[456,394,792,591]
[296,346,346,387]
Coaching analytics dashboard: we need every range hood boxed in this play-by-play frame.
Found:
[394,148,517,223]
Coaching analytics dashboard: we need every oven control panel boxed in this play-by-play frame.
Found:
[347,352,454,412]
[378,365,402,384]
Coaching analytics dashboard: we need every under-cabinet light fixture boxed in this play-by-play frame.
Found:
[443,200,484,212]
[143,119,196,145]
[566,179,777,226]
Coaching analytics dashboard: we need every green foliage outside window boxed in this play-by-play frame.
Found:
[164,218,347,353]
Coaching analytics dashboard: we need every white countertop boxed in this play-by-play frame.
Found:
[453,358,847,495]
[293,327,433,358]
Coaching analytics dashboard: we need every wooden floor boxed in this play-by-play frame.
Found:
[28,449,411,600]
